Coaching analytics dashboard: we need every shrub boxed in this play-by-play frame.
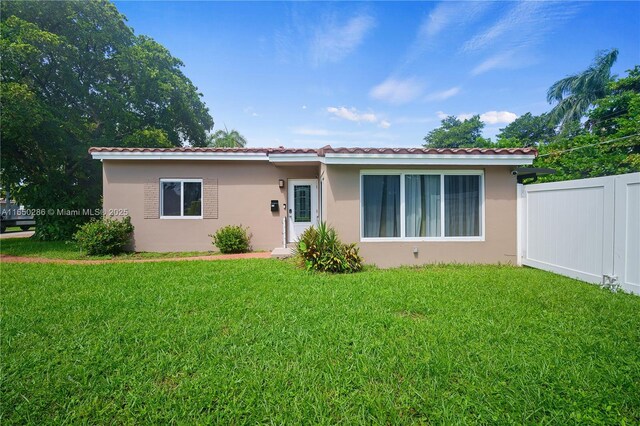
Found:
[73,216,134,256]
[294,222,363,273]
[210,225,251,253]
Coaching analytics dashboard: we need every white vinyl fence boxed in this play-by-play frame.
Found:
[518,172,640,294]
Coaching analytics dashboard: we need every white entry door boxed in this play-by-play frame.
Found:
[287,179,318,242]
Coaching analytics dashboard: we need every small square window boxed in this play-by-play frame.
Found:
[161,180,202,218]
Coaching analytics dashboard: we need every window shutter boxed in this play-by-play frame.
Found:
[203,178,218,219]
[144,179,160,219]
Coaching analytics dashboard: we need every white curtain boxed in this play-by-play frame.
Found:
[405,175,440,237]
[444,175,480,236]
[363,175,400,237]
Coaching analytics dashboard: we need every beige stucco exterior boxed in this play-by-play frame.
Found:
[323,165,518,267]
[101,159,518,267]
[102,160,318,252]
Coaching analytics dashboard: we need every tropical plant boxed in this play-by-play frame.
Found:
[210,225,251,253]
[294,222,363,273]
[206,127,248,148]
[0,1,214,240]
[536,66,640,181]
[73,216,134,256]
[547,48,619,130]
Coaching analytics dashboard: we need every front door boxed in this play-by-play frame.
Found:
[288,179,318,242]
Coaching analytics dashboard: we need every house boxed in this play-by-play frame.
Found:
[89,146,536,267]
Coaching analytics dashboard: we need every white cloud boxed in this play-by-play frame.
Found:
[479,111,517,125]
[436,110,473,120]
[420,2,491,39]
[310,14,375,65]
[470,51,516,75]
[326,106,378,123]
[301,105,307,110]
[436,110,517,124]
[457,113,475,121]
[424,86,461,102]
[463,2,582,74]
[369,77,425,105]
[403,2,491,63]
[324,106,391,128]
[243,107,259,117]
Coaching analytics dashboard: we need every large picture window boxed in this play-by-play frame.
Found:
[160,179,202,218]
[361,172,483,240]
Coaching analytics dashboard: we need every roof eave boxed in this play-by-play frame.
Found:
[90,152,269,161]
[322,154,536,166]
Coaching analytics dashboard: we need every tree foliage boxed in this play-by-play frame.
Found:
[496,113,556,147]
[423,50,638,183]
[1,1,214,239]
[547,48,618,130]
[206,127,248,148]
[423,115,490,148]
[536,66,640,181]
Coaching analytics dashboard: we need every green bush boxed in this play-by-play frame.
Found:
[210,225,251,253]
[294,222,363,273]
[73,216,134,255]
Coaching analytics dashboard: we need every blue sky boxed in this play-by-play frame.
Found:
[115,1,640,148]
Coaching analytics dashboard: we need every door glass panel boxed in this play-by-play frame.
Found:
[294,185,311,222]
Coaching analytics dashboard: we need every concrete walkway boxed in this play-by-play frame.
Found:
[0,252,272,265]
[0,230,35,239]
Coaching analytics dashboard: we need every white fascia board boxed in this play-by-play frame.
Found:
[268,153,321,163]
[323,153,535,166]
[91,152,269,161]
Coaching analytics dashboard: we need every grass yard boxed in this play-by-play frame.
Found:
[2,260,639,424]
[2,226,34,233]
[0,237,214,260]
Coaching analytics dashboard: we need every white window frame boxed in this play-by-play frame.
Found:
[359,170,485,242]
[160,178,203,219]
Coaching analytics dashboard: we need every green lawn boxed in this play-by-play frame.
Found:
[2,226,34,233]
[1,260,639,424]
[0,237,214,260]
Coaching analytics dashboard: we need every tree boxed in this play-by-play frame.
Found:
[547,48,618,130]
[1,1,214,239]
[206,127,248,148]
[536,67,640,181]
[495,113,556,147]
[423,115,490,148]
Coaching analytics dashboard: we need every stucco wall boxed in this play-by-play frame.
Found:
[102,160,318,252]
[323,165,518,267]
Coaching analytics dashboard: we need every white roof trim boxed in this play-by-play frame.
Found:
[91,151,268,161]
[322,153,535,166]
[91,151,535,165]
[268,153,320,163]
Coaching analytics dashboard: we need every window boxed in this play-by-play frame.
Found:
[160,179,202,218]
[294,185,311,222]
[444,175,480,237]
[405,174,441,237]
[361,172,483,240]
[362,175,400,237]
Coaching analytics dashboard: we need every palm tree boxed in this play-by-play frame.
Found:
[206,126,248,148]
[547,48,618,130]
